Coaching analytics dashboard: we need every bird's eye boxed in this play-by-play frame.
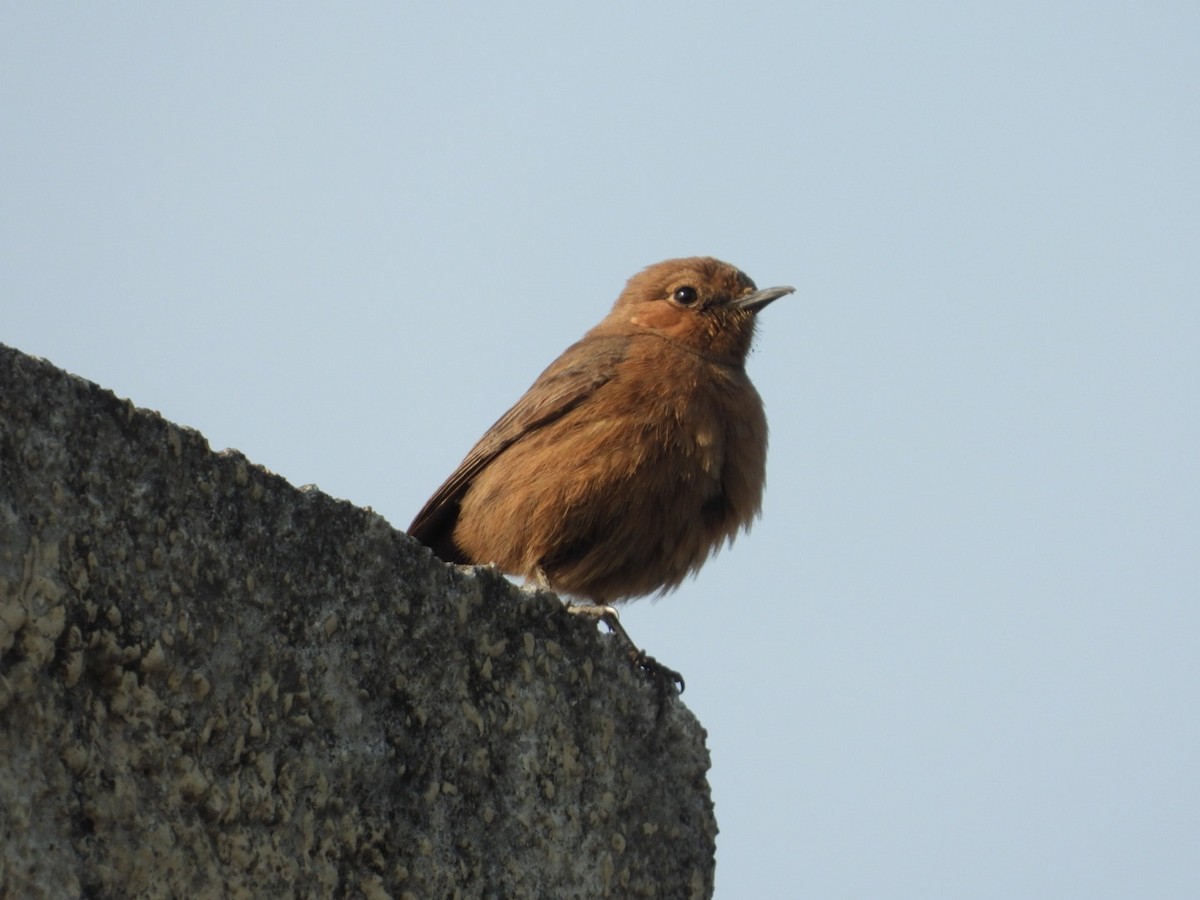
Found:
[672,286,699,306]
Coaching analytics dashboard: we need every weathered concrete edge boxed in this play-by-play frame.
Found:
[0,343,717,898]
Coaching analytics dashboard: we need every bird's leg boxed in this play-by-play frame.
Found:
[567,603,685,695]
[531,566,553,590]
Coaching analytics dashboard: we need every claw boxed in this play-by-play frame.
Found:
[567,604,685,694]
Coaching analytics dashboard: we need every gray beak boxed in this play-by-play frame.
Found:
[731,285,795,312]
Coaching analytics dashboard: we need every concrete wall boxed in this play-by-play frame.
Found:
[0,343,715,898]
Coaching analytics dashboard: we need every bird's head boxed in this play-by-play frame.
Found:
[605,257,793,366]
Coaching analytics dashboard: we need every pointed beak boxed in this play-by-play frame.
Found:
[730,285,795,312]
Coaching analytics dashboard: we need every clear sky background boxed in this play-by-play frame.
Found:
[4,3,1197,897]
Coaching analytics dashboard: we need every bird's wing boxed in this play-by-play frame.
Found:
[407,333,630,561]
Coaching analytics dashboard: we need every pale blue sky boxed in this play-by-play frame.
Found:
[4,3,1198,897]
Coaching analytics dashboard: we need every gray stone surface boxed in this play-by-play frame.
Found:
[0,343,716,899]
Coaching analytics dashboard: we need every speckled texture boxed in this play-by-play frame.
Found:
[0,343,716,899]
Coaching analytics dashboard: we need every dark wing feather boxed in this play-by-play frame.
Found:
[407,333,629,561]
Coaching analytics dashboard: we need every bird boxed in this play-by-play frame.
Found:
[408,256,793,685]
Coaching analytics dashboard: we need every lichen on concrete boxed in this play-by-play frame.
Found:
[0,343,716,898]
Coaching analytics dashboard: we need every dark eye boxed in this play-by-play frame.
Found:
[672,286,699,306]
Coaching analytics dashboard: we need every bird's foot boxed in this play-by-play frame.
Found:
[567,604,685,695]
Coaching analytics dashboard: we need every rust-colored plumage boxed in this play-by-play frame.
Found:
[408,256,793,604]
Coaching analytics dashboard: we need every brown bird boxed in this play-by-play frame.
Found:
[408,257,792,679]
